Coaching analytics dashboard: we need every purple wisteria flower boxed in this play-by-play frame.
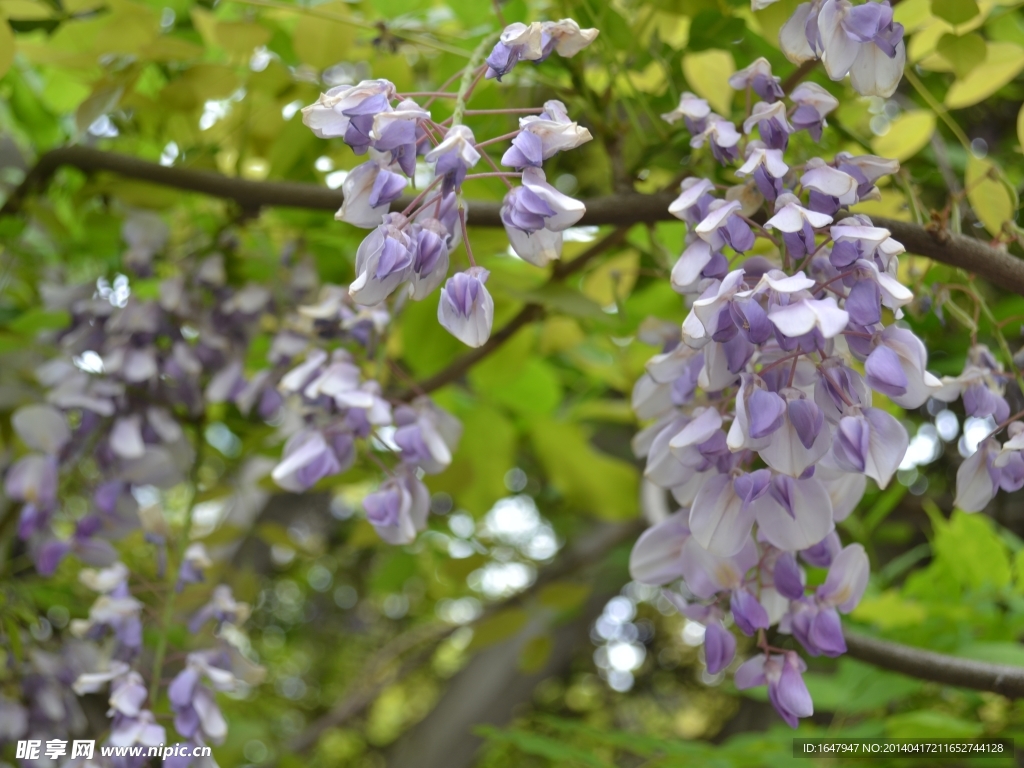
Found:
[425,125,481,196]
[485,19,599,80]
[626,53,963,728]
[437,267,494,348]
[363,468,431,544]
[781,0,905,97]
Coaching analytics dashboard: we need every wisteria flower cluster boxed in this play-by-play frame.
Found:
[300,18,598,348]
[763,0,906,97]
[629,57,1023,727]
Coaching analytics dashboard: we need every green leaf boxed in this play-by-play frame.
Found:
[6,308,70,334]
[933,509,1011,589]
[514,284,605,318]
[1018,102,1024,151]
[851,590,928,628]
[956,641,1024,667]
[0,20,13,79]
[537,582,591,612]
[530,419,638,520]
[484,359,563,416]
[871,110,935,162]
[468,608,529,651]
[946,42,1024,109]
[886,710,984,738]
[932,0,980,25]
[476,725,616,768]
[803,658,921,713]
[292,2,359,70]
[966,155,1016,236]
[431,404,517,515]
[682,48,735,115]
[936,32,987,77]
[685,10,746,51]
[518,634,553,673]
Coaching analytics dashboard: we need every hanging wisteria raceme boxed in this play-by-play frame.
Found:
[300,18,598,349]
[628,57,1024,727]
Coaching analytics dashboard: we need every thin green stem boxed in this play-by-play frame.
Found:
[973,278,1024,394]
[450,33,499,128]
[148,419,206,706]
[903,69,971,151]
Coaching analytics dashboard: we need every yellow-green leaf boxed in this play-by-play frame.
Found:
[530,419,638,520]
[936,32,986,78]
[1017,103,1024,151]
[682,49,734,115]
[518,634,553,673]
[966,155,1015,236]
[0,0,52,19]
[215,21,271,59]
[581,249,640,307]
[931,0,979,25]
[851,590,928,628]
[870,110,936,161]
[538,582,591,612]
[292,1,358,70]
[0,20,12,80]
[468,608,529,651]
[946,42,1024,109]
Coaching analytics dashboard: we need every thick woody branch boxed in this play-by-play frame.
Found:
[843,629,1024,698]
[5,146,1024,296]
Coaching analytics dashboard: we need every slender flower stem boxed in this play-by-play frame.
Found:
[149,418,206,706]
[405,192,444,221]
[422,68,467,108]
[758,350,805,375]
[459,207,476,267]
[983,408,1024,441]
[400,175,444,217]
[464,172,520,180]
[464,108,544,115]
[476,149,515,190]
[474,130,520,149]
[971,278,1024,394]
[451,33,498,128]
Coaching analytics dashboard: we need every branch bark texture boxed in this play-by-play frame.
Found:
[5,146,1024,296]
[843,629,1024,699]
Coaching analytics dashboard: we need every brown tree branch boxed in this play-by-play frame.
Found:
[843,629,1024,698]
[5,146,1023,296]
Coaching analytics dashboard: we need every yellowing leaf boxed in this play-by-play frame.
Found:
[0,0,52,19]
[1017,102,1024,151]
[468,608,529,651]
[966,155,1015,236]
[851,590,928,628]
[852,186,911,221]
[626,61,667,95]
[215,21,271,58]
[936,31,986,77]
[653,12,690,49]
[538,582,591,611]
[293,1,358,70]
[946,42,1024,108]
[0,20,12,80]
[530,419,638,520]
[870,110,935,161]
[518,634,553,673]
[581,249,640,307]
[682,49,734,115]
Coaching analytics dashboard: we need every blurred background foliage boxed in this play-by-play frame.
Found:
[2,0,1024,765]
